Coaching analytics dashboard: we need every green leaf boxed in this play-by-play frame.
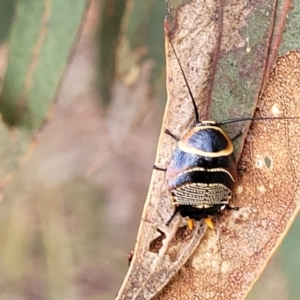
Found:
[0,0,89,130]
[0,0,16,44]
[99,0,166,105]
[280,0,300,53]
[0,0,89,191]
[99,0,126,105]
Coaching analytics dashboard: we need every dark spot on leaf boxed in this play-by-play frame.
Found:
[149,229,166,253]
[264,156,272,168]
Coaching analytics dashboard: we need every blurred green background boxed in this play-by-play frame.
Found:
[0,0,299,299]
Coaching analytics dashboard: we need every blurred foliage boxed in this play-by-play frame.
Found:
[0,0,165,299]
[98,0,126,105]
[280,216,300,300]
[0,0,100,299]
[98,0,166,106]
[0,0,16,43]
[0,0,299,299]
[0,0,88,129]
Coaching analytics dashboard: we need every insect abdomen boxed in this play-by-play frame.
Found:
[169,165,234,204]
[171,182,231,208]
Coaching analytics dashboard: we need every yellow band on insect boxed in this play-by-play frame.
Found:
[178,126,233,157]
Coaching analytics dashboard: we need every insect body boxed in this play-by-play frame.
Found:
[160,40,299,229]
[165,120,238,229]
[157,41,241,229]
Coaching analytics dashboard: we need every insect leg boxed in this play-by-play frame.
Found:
[226,204,239,211]
[152,129,180,171]
[166,206,180,226]
[165,129,180,141]
[153,165,166,171]
[230,128,244,141]
[238,166,246,172]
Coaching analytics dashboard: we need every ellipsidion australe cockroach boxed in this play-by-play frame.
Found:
[155,41,300,230]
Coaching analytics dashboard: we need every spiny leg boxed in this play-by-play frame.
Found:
[153,165,166,171]
[166,206,180,226]
[153,129,180,170]
[165,129,180,141]
[238,166,246,172]
[226,204,239,211]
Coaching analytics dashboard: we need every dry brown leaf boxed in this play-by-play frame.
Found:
[115,1,300,299]
[157,51,300,299]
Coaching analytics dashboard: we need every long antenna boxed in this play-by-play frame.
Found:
[169,40,200,124]
[218,116,300,126]
[168,39,300,127]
